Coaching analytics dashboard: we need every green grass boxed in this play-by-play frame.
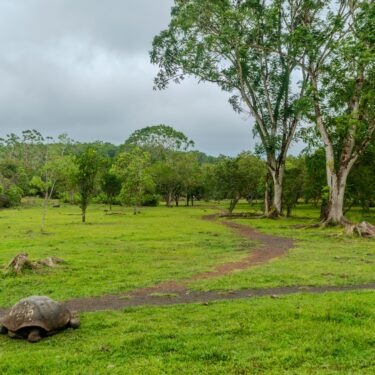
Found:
[0,203,252,306]
[1,291,375,374]
[189,203,375,292]
[1,201,375,373]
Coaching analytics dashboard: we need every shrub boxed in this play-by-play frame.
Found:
[0,194,10,208]
[141,194,160,207]
[6,186,23,207]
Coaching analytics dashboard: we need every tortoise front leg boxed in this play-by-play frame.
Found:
[7,330,19,339]
[27,328,42,343]
[0,325,7,334]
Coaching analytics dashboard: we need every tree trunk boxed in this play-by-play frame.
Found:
[41,180,56,232]
[264,175,272,216]
[166,192,172,207]
[323,168,350,225]
[82,209,86,223]
[41,190,49,232]
[229,197,240,213]
[268,167,284,217]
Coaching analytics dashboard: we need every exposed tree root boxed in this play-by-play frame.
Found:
[292,217,375,238]
[346,222,375,238]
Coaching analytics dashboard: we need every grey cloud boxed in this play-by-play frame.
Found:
[0,0,260,155]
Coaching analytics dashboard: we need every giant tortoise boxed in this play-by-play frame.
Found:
[0,296,80,342]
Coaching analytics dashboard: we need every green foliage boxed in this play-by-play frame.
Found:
[151,0,310,214]
[74,148,101,222]
[112,148,154,210]
[124,125,194,161]
[283,157,306,216]
[150,151,205,207]
[141,193,160,207]
[303,149,326,205]
[6,185,23,207]
[100,172,122,209]
[211,152,265,212]
[0,194,10,208]
[346,145,375,213]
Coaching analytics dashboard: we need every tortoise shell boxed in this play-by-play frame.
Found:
[0,296,72,333]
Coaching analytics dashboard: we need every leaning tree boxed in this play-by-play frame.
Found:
[151,0,309,216]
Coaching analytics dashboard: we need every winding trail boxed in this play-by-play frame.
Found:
[1,214,374,316]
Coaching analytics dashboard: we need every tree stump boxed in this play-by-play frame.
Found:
[5,254,65,275]
[6,253,32,275]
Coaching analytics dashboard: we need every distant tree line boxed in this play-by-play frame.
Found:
[1,125,374,228]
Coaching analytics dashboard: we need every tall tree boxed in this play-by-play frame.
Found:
[151,0,308,216]
[124,125,194,161]
[297,0,375,225]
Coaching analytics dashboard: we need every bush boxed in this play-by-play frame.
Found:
[0,194,10,208]
[6,186,23,207]
[91,192,107,204]
[141,194,160,207]
[58,192,79,205]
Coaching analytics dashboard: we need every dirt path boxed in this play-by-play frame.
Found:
[2,214,372,316]
[61,282,375,313]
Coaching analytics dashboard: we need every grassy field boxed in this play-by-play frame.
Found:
[0,201,375,374]
[0,291,375,374]
[190,202,375,291]
[0,203,251,306]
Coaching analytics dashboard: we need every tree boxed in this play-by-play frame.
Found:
[297,0,375,225]
[112,148,153,214]
[345,144,375,215]
[0,130,47,177]
[74,148,101,223]
[101,172,122,210]
[173,152,202,206]
[212,152,265,213]
[124,125,194,161]
[151,160,181,207]
[282,157,306,217]
[303,149,326,207]
[151,0,308,216]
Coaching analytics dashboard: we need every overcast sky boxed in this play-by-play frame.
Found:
[0,0,299,156]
